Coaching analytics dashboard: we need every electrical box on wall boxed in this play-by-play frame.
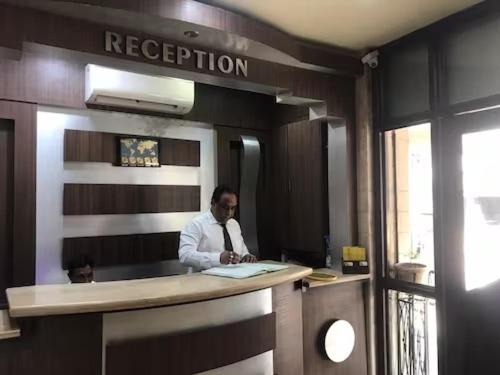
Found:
[85,64,195,115]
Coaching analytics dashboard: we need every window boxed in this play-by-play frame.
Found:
[462,128,500,290]
[381,123,438,375]
[445,16,500,105]
[385,44,430,118]
[384,124,434,286]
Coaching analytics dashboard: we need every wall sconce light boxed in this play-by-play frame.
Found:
[324,319,356,363]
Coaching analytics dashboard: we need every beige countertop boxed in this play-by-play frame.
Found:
[0,310,20,340]
[7,263,312,318]
[302,268,371,289]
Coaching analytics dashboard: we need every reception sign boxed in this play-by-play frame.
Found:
[105,31,248,77]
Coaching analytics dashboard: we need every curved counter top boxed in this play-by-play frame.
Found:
[6,263,312,318]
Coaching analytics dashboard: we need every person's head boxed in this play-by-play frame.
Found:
[210,185,237,224]
[67,257,94,283]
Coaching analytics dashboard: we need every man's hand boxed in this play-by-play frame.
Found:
[220,251,240,264]
[241,254,258,263]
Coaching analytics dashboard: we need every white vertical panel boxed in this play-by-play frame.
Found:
[63,163,201,185]
[328,120,352,267]
[195,353,273,375]
[63,212,200,238]
[36,106,216,284]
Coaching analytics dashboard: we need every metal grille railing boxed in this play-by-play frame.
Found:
[397,294,431,375]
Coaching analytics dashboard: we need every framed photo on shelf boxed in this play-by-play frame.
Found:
[119,137,160,167]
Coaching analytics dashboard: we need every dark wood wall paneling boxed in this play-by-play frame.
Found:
[0,51,86,108]
[62,232,180,269]
[272,119,329,266]
[272,282,304,375]
[64,129,200,166]
[286,119,328,253]
[0,102,36,308]
[161,138,200,166]
[302,283,369,375]
[188,83,275,130]
[0,120,14,306]
[52,0,362,75]
[106,312,276,375]
[272,123,289,255]
[0,4,356,105]
[0,314,102,375]
[63,184,200,215]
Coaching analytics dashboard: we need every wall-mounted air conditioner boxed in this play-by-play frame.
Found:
[85,64,194,114]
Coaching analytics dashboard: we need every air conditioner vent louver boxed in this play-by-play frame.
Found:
[85,64,194,115]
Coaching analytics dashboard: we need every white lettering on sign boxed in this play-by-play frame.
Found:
[141,39,159,60]
[105,31,249,77]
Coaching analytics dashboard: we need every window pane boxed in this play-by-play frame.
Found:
[385,124,435,286]
[462,128,500,291]
[388,291,438,375]
[445,16,500,105]
[385,44,430,118]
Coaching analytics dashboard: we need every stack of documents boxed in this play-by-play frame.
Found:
[201,263,289,279]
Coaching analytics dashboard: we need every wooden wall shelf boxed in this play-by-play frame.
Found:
[63,184,200,215]
[64,129,200,167]
[62,232,180,269]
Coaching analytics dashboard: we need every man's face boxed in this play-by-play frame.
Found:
[212,193,237,224]
[68,264,94,283]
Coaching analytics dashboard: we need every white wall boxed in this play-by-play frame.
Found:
[36,106,216,284]
[328,120,352,267]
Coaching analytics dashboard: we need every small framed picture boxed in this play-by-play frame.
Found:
[119,137,160,167]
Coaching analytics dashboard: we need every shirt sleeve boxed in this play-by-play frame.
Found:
[178,220,221,270]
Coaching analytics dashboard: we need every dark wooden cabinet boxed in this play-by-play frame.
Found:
[273,119,329,266]
[302,282,368,375]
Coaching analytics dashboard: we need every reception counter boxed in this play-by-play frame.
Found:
[7,263,312,317]
[1,264,371,375]
[2,263,313,375]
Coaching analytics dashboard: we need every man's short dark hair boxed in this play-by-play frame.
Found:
[211,184,237,204]
[67,255,94,276]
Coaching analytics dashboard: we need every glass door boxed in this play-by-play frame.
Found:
[381,122,438,375]
[438,108,500,375]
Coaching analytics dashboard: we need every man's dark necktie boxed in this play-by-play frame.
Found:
[220,223,233,251]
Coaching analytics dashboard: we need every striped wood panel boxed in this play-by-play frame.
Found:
[106,313,276,375]
[63,184,200,215]
[64,129,200,166]
[62,232,180,269]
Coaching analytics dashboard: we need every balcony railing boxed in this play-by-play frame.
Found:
[389,290,437,375]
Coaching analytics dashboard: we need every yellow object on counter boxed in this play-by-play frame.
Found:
[342,246,367,261]
[306,272,338,282]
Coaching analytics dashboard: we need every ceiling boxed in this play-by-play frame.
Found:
[203,0,483,50]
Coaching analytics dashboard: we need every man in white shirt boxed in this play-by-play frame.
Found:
[179,185,258,270]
